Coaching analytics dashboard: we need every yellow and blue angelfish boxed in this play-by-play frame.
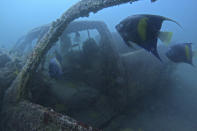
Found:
[116,14,181,61]
[166,43,194,65]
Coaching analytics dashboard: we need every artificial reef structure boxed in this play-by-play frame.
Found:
[0,0,177,130]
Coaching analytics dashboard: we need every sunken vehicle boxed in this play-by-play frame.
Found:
[1,19,176,130]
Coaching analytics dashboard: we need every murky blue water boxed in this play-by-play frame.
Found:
[1,0,197,130]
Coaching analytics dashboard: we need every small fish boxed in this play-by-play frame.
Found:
[116,14,181,61]
[166,43,194,65]
[49,57,63,79]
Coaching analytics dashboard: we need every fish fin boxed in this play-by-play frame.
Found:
[164,18,183,29]
[158,31,173,46]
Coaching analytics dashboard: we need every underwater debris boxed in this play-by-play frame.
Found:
[1,0,142,130]
[0,49,23,114]
[10,24,50,57]
[12,20,117,61]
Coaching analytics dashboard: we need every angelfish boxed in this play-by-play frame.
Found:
[166,43,194,65]
[115,14,181,61]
